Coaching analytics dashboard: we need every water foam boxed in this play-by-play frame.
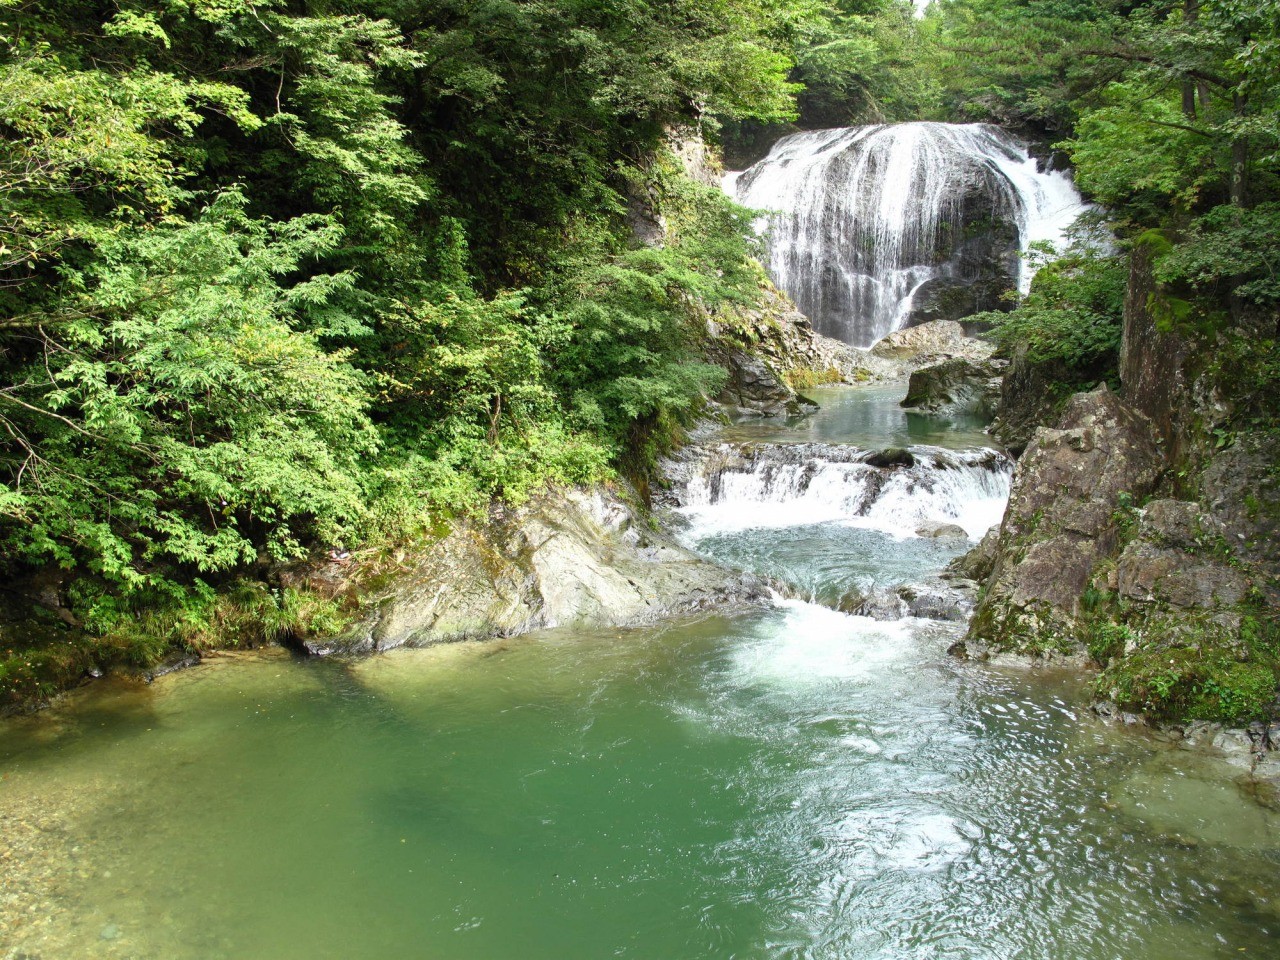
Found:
[675,444,1012,542]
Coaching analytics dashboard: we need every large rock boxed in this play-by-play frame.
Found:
[714,347,816,418]
[901,356,1006,417]
[1115,500,1251,617]
[707,281,900,391]
[1198,433,1280,579]
[305,488,773,656]
[1120,242,1193,457]
[870,320,995,368]
[961,385,1163,658]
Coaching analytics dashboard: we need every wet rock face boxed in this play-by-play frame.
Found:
[965,386,1164,656]
[901,356,1006,418]
[714,347,816,418]
[990,343,1080,456]
[308,489,773,656]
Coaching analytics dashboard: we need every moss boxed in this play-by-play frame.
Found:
[970,600,1080,658]
[1096,610,1280,724]
[1,578,355,715]
[783,365,842,390]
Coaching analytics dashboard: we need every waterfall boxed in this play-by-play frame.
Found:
[669,442,1013,542]
[727,122,1089,348]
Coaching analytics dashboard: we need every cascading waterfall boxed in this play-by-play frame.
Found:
[726,122,1089,348]
[672,442,1013,542]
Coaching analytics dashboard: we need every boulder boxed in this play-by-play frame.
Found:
[901,356,1006,417]
[714,347,815,418]
[307,488,773,656]
[944,527,999,582]
[895,581,973,622]
[915,521,969,540]
[870,320,995,367]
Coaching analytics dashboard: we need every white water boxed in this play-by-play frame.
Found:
[726,123,1089,347]
[675,443,1012,542]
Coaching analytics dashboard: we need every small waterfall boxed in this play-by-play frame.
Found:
[669,442,1013,542]
[727,122,1089,347]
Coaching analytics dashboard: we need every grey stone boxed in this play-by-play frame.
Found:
[966,385,1164,653]
[901,356,1006,418]
[306,487,775,656]
[915,521,969,540]
[870,320,995,367]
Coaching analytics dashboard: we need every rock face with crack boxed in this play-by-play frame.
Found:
[958,385,1163,660]
[305,487,774,656]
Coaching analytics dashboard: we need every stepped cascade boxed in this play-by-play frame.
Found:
[672,441,1012,543]
[726,122,1088,347]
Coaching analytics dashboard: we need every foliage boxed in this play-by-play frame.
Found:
[1155,203,1280,307]
[977,242,1126,377]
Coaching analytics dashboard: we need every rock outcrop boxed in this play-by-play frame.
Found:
[304,487,773,656]
[957,385,1163,661]
[901,356,1006,417]
[869,320,994,367]
[989,343,1079,455]
[959,239,1280,751]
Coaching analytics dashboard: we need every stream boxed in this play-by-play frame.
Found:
[2,384,1279,959]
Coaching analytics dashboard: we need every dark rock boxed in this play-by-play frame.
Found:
[852,587,908,621]
[895,582,972,622]
[989,343,1077,455]
[864,448,916,469]
[141,652,202,684]
[901,356,1005,417]
[714,348,814,418]
[945,528,999,582]
[1121,241,1193,458]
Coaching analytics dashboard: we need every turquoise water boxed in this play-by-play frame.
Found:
[2,386,1277,960]
[722,383,996,451]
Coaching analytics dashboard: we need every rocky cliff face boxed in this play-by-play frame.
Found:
[958,243,1280,783]
[957,386,1163,660]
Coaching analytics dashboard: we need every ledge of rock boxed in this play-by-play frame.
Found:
[305,487,774,656]
[869,320,995,368]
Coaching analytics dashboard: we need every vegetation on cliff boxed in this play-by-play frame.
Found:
[938,0,1280,723]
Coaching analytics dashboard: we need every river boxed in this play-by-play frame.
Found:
[2,384,1278,959]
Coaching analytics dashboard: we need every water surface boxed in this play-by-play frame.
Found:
[722,383,995,451]
[2,385,1276,960]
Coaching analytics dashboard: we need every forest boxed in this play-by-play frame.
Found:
[1,0,1278,704]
